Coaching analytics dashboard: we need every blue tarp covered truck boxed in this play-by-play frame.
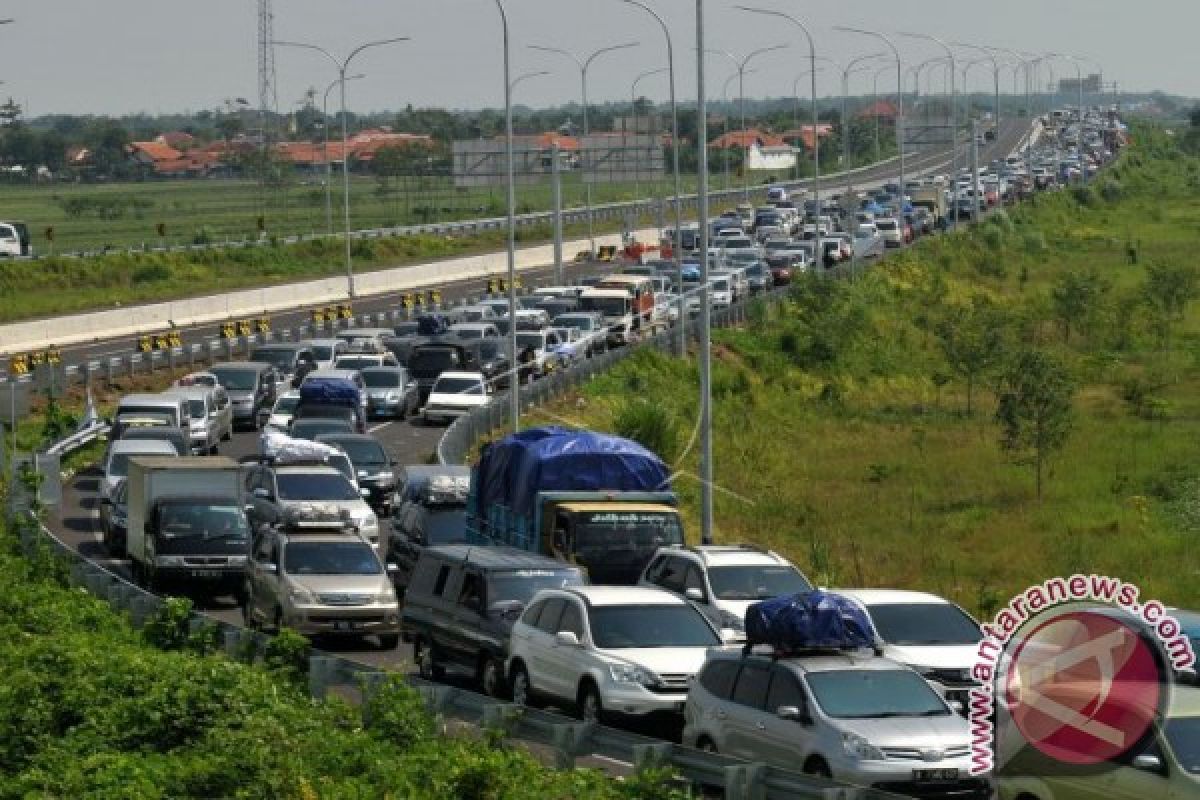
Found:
[465,427,685,584]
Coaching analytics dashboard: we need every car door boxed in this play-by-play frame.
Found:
[542,598,588,701]
[761,666,818,768]
[448,569,487,669]
[214,386,233,438]
[723,662,774,760]
[425,563,462,660]
[523,598,567,700]
[247,533,278,623]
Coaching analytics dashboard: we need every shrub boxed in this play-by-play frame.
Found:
[612,399,681,464]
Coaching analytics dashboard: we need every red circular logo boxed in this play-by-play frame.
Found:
[1005,611,1163,765]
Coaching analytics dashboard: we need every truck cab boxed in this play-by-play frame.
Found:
[544,501,685,585]
[579,288,636,347]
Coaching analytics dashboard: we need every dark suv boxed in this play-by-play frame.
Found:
[210,362,277,430]
[389,466,471,592]
[400,545,586,697]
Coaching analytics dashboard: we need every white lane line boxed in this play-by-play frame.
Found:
[585,754,633,769]
[369,421,394,434]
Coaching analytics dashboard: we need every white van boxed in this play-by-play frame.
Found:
[116,394,189,434]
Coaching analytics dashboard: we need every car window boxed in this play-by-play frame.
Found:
[730,662,773,710]
[766,668,807,714]
[684,565,705,597]
[458,572,485,612]
[699,660,740,700]
[533,598,567,633]
[657,557,688,593]
[521,599,545,626]
[558,601,585,638]
[432,565,453,597]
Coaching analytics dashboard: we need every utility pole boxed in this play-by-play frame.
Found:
[552,142,564,286]
[695,0,714,545]
[970,118,982,219]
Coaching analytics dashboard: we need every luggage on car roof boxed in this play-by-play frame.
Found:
[744,589,878,653]
[299,376,359,406]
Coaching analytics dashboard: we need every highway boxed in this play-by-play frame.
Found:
[44,118,1032,741]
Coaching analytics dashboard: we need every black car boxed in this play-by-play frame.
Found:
[400,545,586,696]
[98,478,130,555]
[292,400,366,434]
[388,466,471,590]
[210,362,277,430]
[249,344,316,388]
[289,416,355,440]
[316,433,397,515]
[407,340,484,402]
[476,339,512,389]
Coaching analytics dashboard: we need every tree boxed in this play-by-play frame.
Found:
[1050,269,1110,344]
[995,349,1075,500]
[1142,261,1199,349]
[935,296,1009,416]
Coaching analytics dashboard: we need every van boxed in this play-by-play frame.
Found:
[248,344,316,389]
[210,362,278,430]
[164,385,232,454]
[116,394,188,434]
[0,221,31,257]
[593,274,655,330]
[407,340,484,402]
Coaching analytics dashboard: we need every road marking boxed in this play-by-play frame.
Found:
[586,754,634,769]
[369,421,393,434]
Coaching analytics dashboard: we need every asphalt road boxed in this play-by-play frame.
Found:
[45,118,1032,740]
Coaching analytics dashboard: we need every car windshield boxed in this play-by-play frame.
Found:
[516,333,545,350]
[581,296,629,316]
[309,345,334,361]
[285,541,381,576]
[707,565,813,601]
[422,508,469,545]
[211,368,258,391]
[409,349,460,372]
[250,349,294,370]
[589,604,720,649]
[876,220,897,230]
[274,395,300,414]
[1166,716,1200,774]
[276,472,360,501]
[291,420,352,439]
[489,569,586,606]
[185,399,206,419]
[157,505,250,554]
[107,453,133,478]
[327,438,388,466]
[806,669,951,719]
[712,278,730,291]
[868,602,981,646]
[556,316,594,331]
[574,511,684,551]
[433,377,484,396]
[335,357,375,369]
[362,371,402,388]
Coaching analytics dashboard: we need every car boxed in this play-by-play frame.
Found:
[708,276,734,309]
[389,469,472,593]
[334,352,399,371]
[514,329,565,381]
[165,384,231,455]
[98,478,130,555]
[874,217,906,248]
[360,366,419,420]
[242,512,400,648]
[448,322,501,341]
[300,338,348,370]
[547,327,588,366]
[421,371,491,425]
[474,339,513,390]
[172,371,220,389]
[639,545,813,636]
[683,649,987,797]
[249,344,317,389]
[834,589,983,712]
[552,312,607,357]
[102,438,179,504]
[402,545,588,696]
[243,459,381,552]
[210,362,277,430]
[289,416,355,441]
[300,369,368,413]
[315,433,397,516]
[407,340,484,402]
[109,422,189,458]
[511,309,551,331]
[265,391,300,432]
[744,261,774,294]
[508,585,728,722]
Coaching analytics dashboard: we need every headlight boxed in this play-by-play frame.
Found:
[376,471,394,483]
[289,584,317,604]
[377,586,398,604]
[155,555,186,568]
[608,663,655,686]
[385,391,400,401]
[842,732,886,761]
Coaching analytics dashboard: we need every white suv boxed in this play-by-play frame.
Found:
[834,589,982,711]
[507,586,726,722]
[684,649,989,798]
[639,545,813,635]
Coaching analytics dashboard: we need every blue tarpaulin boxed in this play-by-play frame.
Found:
[472,426,671,518]
[299,377,360,407]
[744,590,878,652]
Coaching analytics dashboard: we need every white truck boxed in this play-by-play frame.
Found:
[126,456,251,600]
[579,288,637,347]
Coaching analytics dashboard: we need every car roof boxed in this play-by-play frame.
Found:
[435,371,485,381]
[564,585,685,607]
[708,647,907,675]
[274,464,343,475]
[306,369,361,381]
[315,432,381,446]
[662,545,786,568]
[110,439,179,454]
[832,588,953,606]
[423,545,579,571]
[211,361,271,372]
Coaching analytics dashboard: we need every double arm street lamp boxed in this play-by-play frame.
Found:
[705,44,788,202]
[899,32,956,229]
[618,0,687,356]
[529,41,640,258]
[322,73,365,236]
[840,52,886,179]
[629,67,668,200]
[952,42,1001,126]
[835,27,904,200]
[274,36,410,298]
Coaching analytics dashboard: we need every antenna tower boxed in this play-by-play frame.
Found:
[257,0,278,136]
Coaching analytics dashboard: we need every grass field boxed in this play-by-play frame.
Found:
[538,125,1200,616]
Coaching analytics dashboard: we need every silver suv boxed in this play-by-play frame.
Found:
[683,649,990,799]
[639,545,812,635]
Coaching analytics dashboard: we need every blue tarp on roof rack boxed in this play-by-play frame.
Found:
[299,377,360,407]
[744,590,877,653]
[472,426,671,518]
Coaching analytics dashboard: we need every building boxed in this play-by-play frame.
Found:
[779,124,835,151]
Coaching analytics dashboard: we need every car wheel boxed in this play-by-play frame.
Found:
[510,662,534,708]
[577,681,604,724]
[803,757,832,779]
[697,738,718,754]
[378,633,400,650]
[271,608,285,635]
[479,656,507,699]
[414,638,444,680]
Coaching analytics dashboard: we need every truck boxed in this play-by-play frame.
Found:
[910,186,948,226]
[465,426,686,584]
[126,456,251,599]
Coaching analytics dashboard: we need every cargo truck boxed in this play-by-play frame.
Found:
[465,427,685,584]
[126,456,251,599]
[910,186,948,225]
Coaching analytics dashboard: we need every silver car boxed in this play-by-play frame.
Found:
[683,649,990,798]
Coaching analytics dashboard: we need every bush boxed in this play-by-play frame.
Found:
[612,399,681,464]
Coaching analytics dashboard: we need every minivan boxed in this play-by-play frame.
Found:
[209,362,278,430]
[115,394,188,434]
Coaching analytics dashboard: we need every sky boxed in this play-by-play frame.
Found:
[0,0,1190,117]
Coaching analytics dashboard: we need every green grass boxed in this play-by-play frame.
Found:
[541,125,1200,617]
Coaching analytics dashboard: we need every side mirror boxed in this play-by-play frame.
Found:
[359,488,371,498]
[1132,753,1163,773]
[949,700,965,715]
[776,705,812,726]
[684,587,705,602]
[555,631,581,648]
[386,562,399,574]
[719,628,742,644]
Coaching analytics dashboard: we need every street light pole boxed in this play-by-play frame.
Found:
[835,27,904,200]
[619,0,687,356]
[953,43,1000,126]
[694,0,714,544]
[529,41,640,258]
[705,45,788,202]
[322,73,364,236]
[734,6,821,274]
[274,36,410,299]
[899,32,956,229]
[630,67,668,200]
[840,52,885,179]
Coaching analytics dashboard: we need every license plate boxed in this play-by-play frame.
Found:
[333,621,358,631]
[913,769,959,783]
[190,569,221,578]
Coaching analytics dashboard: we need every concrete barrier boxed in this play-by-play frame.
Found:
[0,228,656,353]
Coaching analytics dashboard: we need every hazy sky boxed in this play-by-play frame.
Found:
[0,0,1189,117]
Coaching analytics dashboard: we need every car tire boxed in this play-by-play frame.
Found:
[479,656,507,699]
[378,634,400,650]
[414,638,444,680]
[576,680,604,724]
[803,757,832,779]
[271,608,284,635]
[510,662,536,709]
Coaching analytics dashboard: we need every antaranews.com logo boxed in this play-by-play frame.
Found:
[968,574,1196,776]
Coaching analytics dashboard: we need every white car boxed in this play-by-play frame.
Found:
[266,390,300,432]
[102,439,179,503]
[639,545,813,636]
[421,371,491,425]
[874,217,905,248]
[709,276,734,309]
[164,384,232,455]
[302,338,348,370]
[507,585,727,722]
[834,589,983,711]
